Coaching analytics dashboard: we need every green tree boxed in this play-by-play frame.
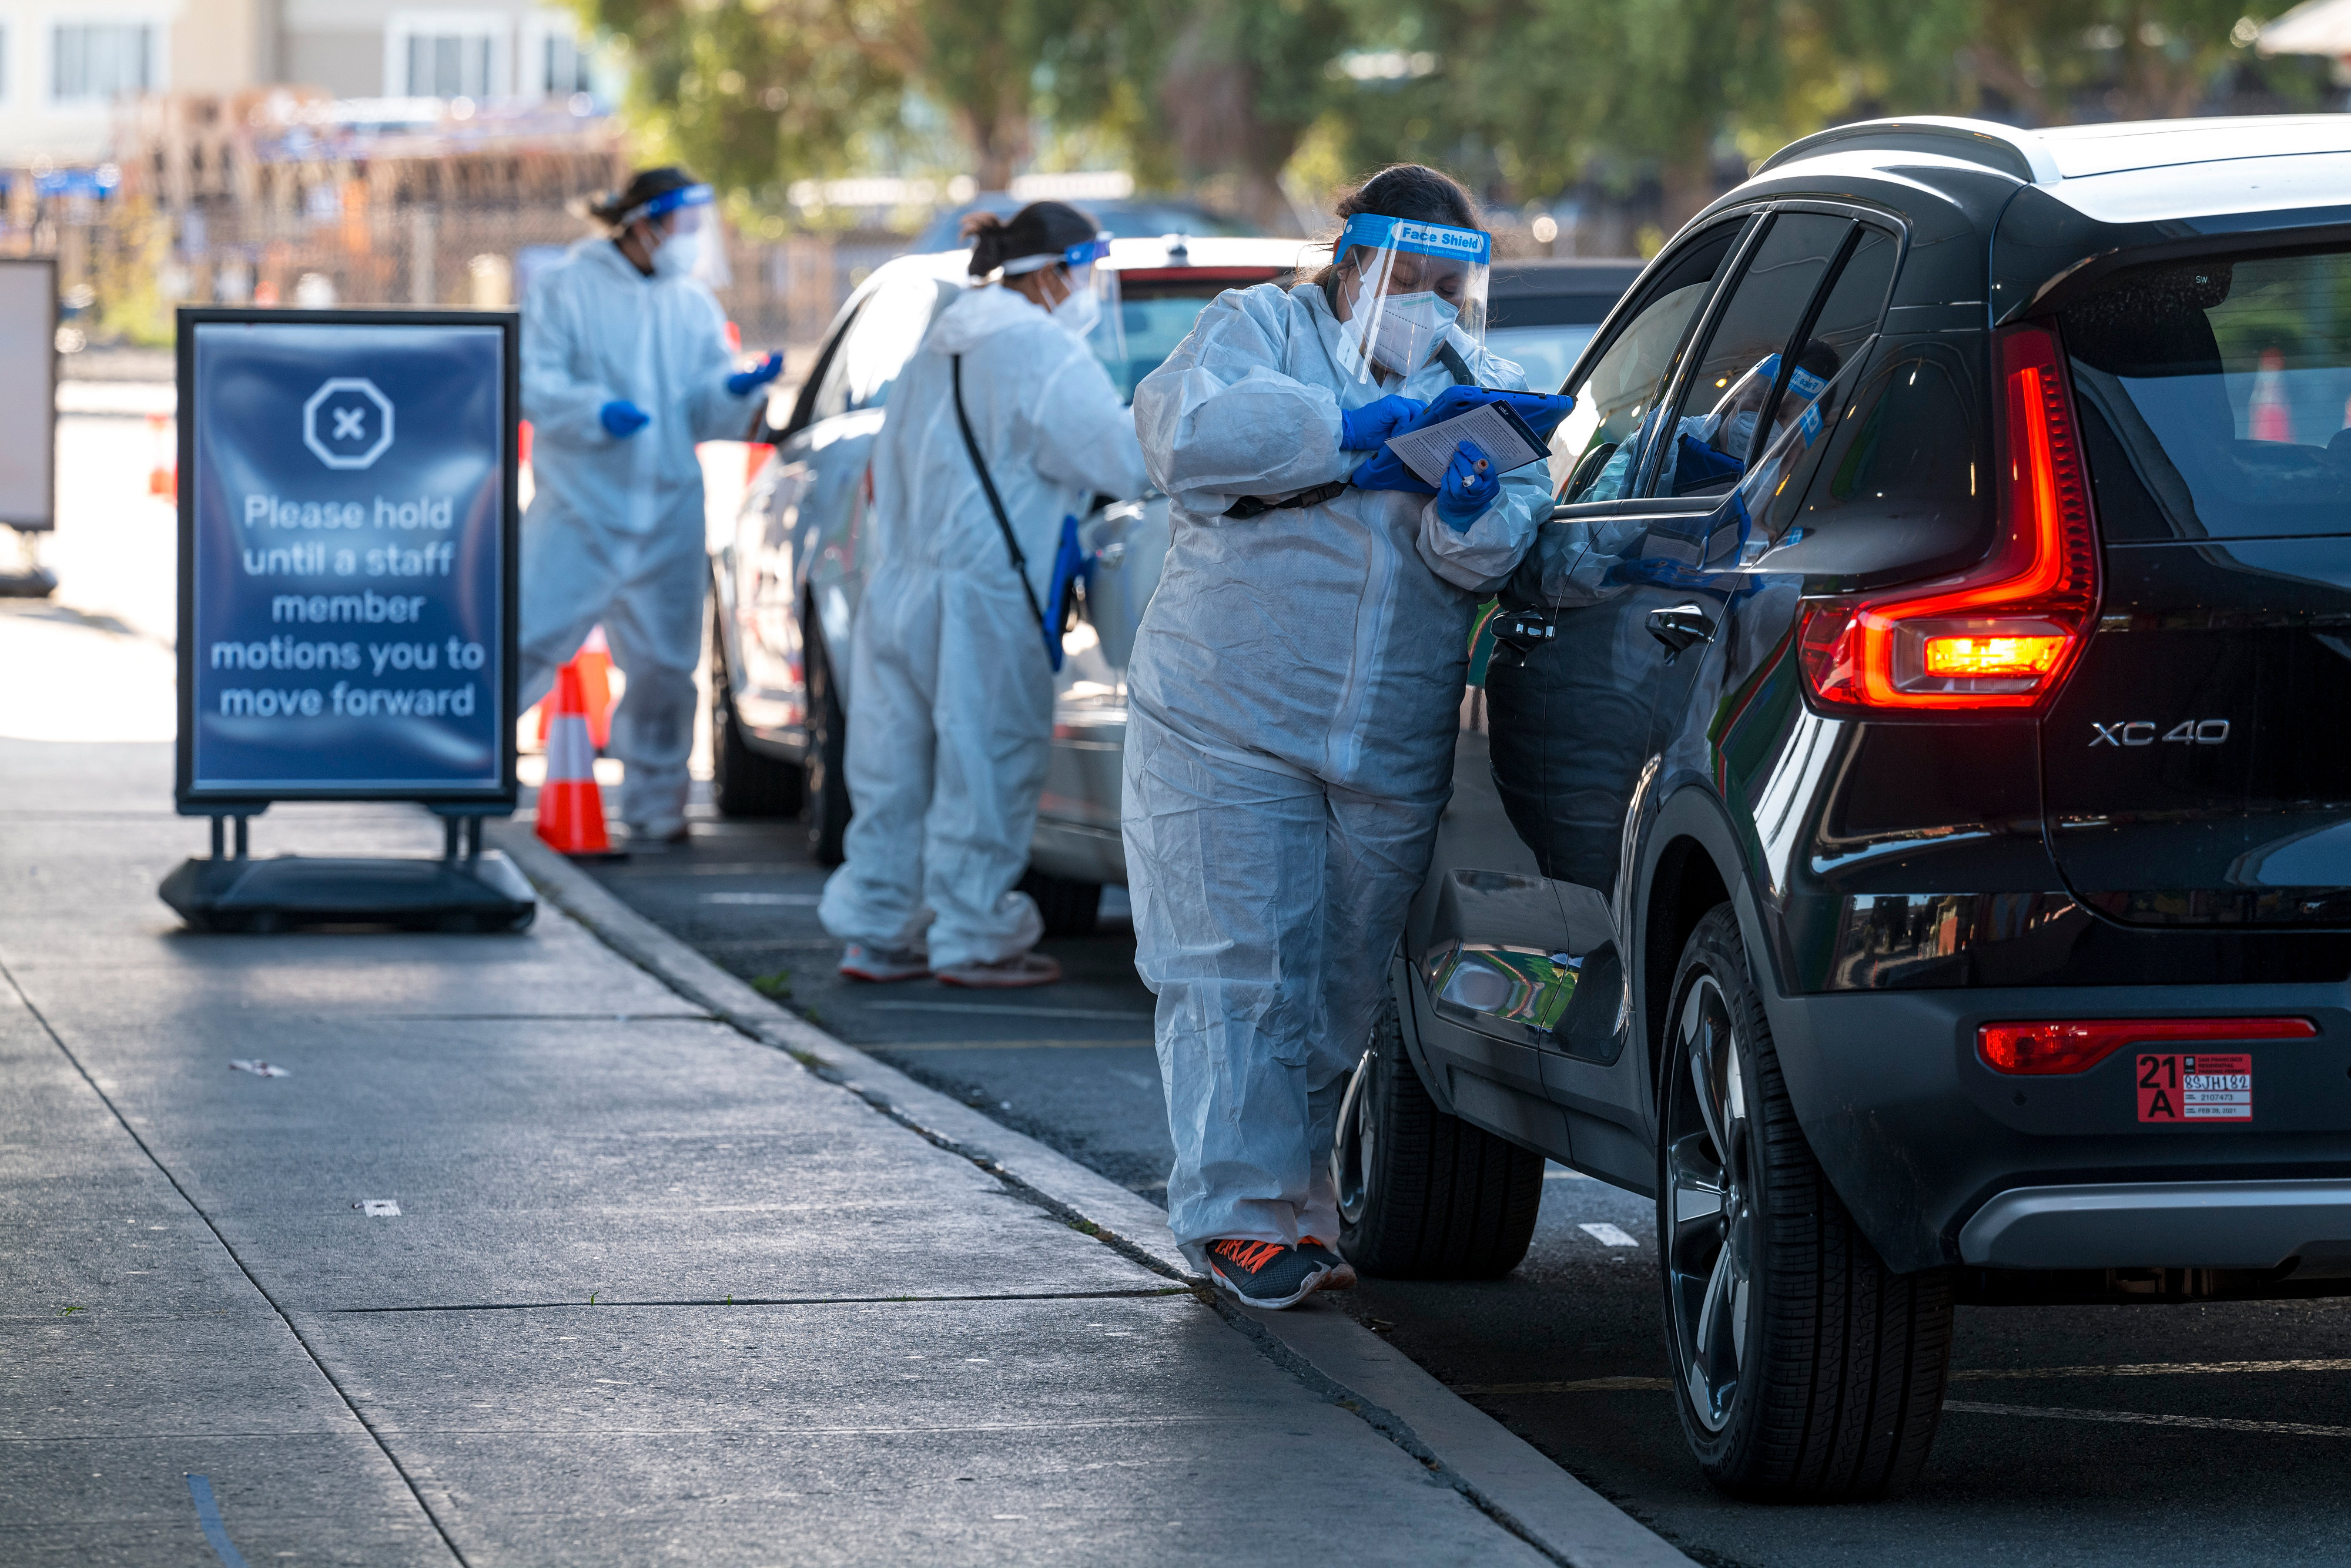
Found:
[579,0,1134,202]
[1146,0,1357,233]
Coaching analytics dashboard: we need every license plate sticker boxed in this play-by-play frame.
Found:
[2137,1053,2252,1123]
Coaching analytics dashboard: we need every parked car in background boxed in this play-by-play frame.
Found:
[1486,259,1643,393]
[909,195,1263,253]
[710,237,1640,933]
[706,235,1305,927]
[1332,114,2351,1503]
[1027,255,1642,911]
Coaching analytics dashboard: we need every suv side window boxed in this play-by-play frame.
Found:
[1550,222,1744,505]
[1655,212,1851,498]
[1785,226,1895,416]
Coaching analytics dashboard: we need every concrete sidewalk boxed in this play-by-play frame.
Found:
[0,736,1683,1565]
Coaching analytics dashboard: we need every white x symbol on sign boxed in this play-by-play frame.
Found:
[331,407,367,440]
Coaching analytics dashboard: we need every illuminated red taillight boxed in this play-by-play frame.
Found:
[1978,1017,2317,1076]
[1799,324,2099,711]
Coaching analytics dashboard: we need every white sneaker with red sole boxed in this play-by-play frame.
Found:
[935,951,1062,989]
[838,943,931,983]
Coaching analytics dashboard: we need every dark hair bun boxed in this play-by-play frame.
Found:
[585,165,699,228]
[961,211,1008,275]
[962,200,1099,277]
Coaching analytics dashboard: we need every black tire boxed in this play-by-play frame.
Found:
[1333,994,1544,1278]
[802,615,853,866]
[1019,867,1101,937]
[708,609,805,819]
[1659,904,1954,1502]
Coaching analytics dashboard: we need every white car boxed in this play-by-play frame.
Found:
[709,239,1632,932]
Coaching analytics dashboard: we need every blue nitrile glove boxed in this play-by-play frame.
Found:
[1404,384,1578,442]
[727,352,783,397]
[1339,393,1428,452]
[1673,430,1746,491]
[1350,445,1439,495]
[599,400,650,438]
[1437,440,1502,531]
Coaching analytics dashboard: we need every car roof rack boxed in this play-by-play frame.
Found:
[1754,116,2060,186]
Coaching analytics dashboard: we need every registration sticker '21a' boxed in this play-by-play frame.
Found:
[2138,1053,2252,1123]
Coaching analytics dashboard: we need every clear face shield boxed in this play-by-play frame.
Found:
[1331,213,1490,384]
[1002,234,1125,363]
[620,182,715,280]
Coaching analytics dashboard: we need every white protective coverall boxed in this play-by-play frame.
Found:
[817,283,1147,968]
[1124,279,1549,1255]
[519,235,755,836]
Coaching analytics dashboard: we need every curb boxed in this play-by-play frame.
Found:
[488,821,1696,1568]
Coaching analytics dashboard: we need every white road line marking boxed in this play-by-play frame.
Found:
[227,1059,287,1077]
[1954,1356,2351,1381]
[1578,1222,1640,1247]
[1462,1357,2351,1399]
[700,892,821,905]
[1944,1399,2351,1438]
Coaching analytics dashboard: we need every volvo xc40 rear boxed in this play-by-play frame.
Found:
[1334,115,2351,1502]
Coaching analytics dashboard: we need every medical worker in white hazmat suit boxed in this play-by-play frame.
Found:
[1125,166,1554,1307]
[818,202,1146,987]
[519,166,782,842]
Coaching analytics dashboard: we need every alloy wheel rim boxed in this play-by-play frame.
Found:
[1333,1048,1376,1226]
[1665,972,1750,1435]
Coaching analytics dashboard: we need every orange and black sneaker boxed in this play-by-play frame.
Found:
[1298,1239,1357,1291]
[1204,1238,1331,1309]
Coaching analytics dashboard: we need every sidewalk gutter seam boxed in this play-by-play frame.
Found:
[330,1286,1191,1313]
[487,823,1192,1282]
[490,823,1697,1568]
[0,957,470,1568]
[1201,1289,1579,1566]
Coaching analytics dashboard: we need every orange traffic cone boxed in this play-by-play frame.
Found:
[575,626,615,749]
[146,413,175,497]
[534,627,617,751]
[537,662,619,857]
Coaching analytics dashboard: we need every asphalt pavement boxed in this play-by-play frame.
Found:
[590,792,2351,1568]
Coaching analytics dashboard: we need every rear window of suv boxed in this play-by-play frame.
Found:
[2065,251,2351,540]
[1096,269,1287,401]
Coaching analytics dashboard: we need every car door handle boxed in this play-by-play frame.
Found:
[1646,604,1716,655]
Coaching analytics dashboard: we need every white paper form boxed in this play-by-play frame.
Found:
[1383,403,1549,487]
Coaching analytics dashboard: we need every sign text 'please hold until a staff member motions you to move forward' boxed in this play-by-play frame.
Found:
[181,317,514,799]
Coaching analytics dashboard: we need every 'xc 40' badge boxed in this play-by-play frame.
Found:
[2090,719,2231,746]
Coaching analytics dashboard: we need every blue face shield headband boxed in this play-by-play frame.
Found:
[1331,213,1492,382]
[1336,213,1492,266]
[1000,235,1113,276]
[621,183,714,227]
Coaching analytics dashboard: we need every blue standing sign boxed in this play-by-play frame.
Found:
[176,310,519,809]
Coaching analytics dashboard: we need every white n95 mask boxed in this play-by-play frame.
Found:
[1051,282,1102,341]
[652,229,702,280]
[1347,288,1459,378]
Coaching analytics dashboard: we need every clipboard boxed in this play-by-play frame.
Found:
[1383,399,1550,488]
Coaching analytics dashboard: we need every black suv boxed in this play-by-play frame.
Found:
[1330,115,2351,1500]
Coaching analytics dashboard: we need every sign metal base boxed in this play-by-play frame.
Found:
[159,817,535,933]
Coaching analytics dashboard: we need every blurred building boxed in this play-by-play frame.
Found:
[0,0,652,349]
[0,1,1066,352]
[0,1,600,166]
